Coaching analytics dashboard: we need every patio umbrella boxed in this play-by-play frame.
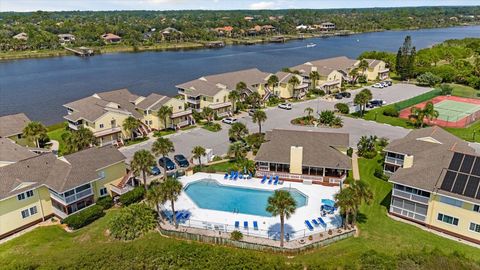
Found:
[321,199,335,207]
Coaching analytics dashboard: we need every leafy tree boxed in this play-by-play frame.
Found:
[318,110,335,125]
[267,74,279,94]
[227,141,247,161]
[357,135,377,158]
[354,89,372,116]
[157,105,173,130]
[235,81,247,92]
[109,203,157,240]
[266,190,296,247]
[151,137,175,177]
[416,72,442,87]
[131,150,156,192]
[123,116,140,140]
[334,103,349,114]
[396,35,416,80]
[23,121,47,147]
[252,109,267,134]
[161,177,183,228]
[335,187,356,229]
[409,101,439,127]
[191,145,206,167]
[202,107,215,123]
[146,184,166,221]
[228,122,248,142]
[228,90,240,113]
[244,133,265,153]
[63,127,96,154]
[246,92,262,109]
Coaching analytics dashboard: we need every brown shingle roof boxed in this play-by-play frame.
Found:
[254,129,351,169]
[136,93,172,111]
[0,113,31,138]
[0,138,38,163]
[291,56,358,76]
[95,89,142,118]
[0,146,125,200]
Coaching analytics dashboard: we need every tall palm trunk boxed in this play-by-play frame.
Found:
[344,209,350,229]
[142,170,148,192]
[198,157,202,168]
[171,200,177,228]
[280,214,285,247]
[162,154,167,179]
[258,123,262,134]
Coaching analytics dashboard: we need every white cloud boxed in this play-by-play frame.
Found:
[249,1,275,10]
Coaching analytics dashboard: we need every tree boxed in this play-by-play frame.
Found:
[334,187,356,229]
[252,109,267,134]
[358,59,370,75]
[396,36,416,80]
[109,203,157,240]
[146,184,166,222]
[228,90,240,113]
[161,177,183,227]
[266,190,296,247]
[23,121,47,147]
[354,89,372,116]
[357,135,377,157]
[409,101,439,127]
[416,72,442,87]
[202,107,215,123]
[228,122,248,142]
[151,137,175,177]
[267,74,279,94]
[349,67,360,85]
[236,81,247,93]
[123,116,140,140]
[157,105,173,130]
[318,110,335,125]
[288,75,300,98]
[131,150,156,192]
[347,179,373,225]
[304,107,314,119]
[309,71,320,91]
[191,146,206,167]
[246,92,262,108]
[228,141,247,161]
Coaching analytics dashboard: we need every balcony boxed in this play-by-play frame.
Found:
[50,187,93,205]
[392,189,430,204]
[385,157,404,166]
[110,184,134,195]
[186,98,201,105]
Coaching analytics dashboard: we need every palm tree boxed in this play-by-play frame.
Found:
[354,89,372,116]
[123,116,140,140]
[236,81,247,93]
[191,146,206,167]
[266,190,296,247]
[23,121,47,147]
[228,141,247,161]
[304,107,314,119]
[423,101,439,124]
[267,75,279,95]
[146,184,166,222]
[347,179,373,225]
[410,101,439,128]
[202,107,215,123]
[151,137,175,177]
[247,92,262,108]
[309,71,320,91]
[348,67,360,85]
[228,122,249,142]
[157,105,173,130]
[288,75,300,98]
[252,109,267,134]
[131,150,156,192]
[161,177,183,227]
[358,59,370,76]
[334,187,356,229]
[228,90,240,113]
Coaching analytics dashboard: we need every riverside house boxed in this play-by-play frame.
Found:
[269,71,308,99]
[254,129,351,186]
[0,113,31,139]
[0,146,127,240]
[385,127,480,244]
[176,68,272,116]
[101,33,122,43]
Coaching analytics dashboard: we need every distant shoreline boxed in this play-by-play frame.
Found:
[1,24,478,61]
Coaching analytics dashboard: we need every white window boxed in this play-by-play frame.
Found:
[99,124,104,128]
[26,190,34,198]
[21,209,30,219]
[98,170,105,179]
[100,187,108,197]
[29,206,38,215]
[437,213,459,226]
[470,222,480,233]
[17,193,26,201]
[473,205,480,213]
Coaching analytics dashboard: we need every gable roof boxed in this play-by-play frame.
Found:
[255,129,351,169]
[0,138,38,164]
[136,93,172,111]
[274,71,301,83]
[0,146,125,201]
[291,56,358,76]
[0,113,31,138]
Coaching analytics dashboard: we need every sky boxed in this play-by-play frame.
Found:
[2,0,479,12]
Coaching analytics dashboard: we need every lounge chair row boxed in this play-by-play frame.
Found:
[167,211,191,223]
[224,171,252,180]
[234,220,259,231]
[305,217,327,231]
[260,175,280,185]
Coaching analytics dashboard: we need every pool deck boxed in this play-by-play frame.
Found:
[164,173,342,240]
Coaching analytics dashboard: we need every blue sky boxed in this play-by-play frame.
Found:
[2,0,479,12]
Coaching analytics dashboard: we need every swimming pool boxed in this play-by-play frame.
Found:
[184,179,308,217]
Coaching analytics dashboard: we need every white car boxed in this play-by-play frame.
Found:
[222,117,237,124]
[372,83,384,89]
[278,103,292,110]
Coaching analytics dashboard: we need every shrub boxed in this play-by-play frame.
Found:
[377,137,389,147]
[334,103,349,114]
[374,168,389,181]
[347,147,353,157]
[382,107,399,117]
[230,230,243,241]
[315,89,326,96]
[96,196,114,209]
[109,203,157,240]
[439,84,453,95]
[62,205,104,230]
[202,122,222,132]
[119,187,145,206]
[416,72,442,86]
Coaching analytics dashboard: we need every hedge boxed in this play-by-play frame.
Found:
[382,107,399,117]
[62,205,104,230]
[394,88,442,111]
[119,187,145,206]
[334,103,350,114]
[96,196,114,209]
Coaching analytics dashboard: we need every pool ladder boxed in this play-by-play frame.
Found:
[232,208,239,214]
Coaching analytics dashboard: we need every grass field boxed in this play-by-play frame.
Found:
[1,157,479,269]
[46,127,68,155]
[451,84,480,99]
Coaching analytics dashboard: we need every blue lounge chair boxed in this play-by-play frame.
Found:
[235,221,240,229]
[261,175,267,183]
[312,219,320,227]
[318,217,327,228]
[305,220,314,231]
[224,173,229,179]
[248,173,252,179]
[239,172,243,179]
[244,221,248,230]
[253,221,258,230]
[268,176,273,184]
[233,171,238,180]
[229,171,235,179]
[175,212,184,220]
[274,176,279,185]
[182,213,191,222]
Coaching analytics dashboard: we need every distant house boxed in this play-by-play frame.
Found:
[296,24,311,31]
[214,26,233,37]
[244,16,254,21]
[161,27,182,36]
[261,25,276,32]
[0,113,31,139]
[317,22,336,31]
[101,33,122,43]
[13,32,28,41]
[58,34,75,44]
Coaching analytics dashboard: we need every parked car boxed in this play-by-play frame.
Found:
[222,117,237,124]
[149,166,161,176]
[341,92,351,98]
[367,99,386,108]
[384,80,393,86]
[372,83,384,89]
[248,109,257,116]
[278,103,292,110]
[174,154,190,168]
[158,157,176,171]
[334,93,343,99]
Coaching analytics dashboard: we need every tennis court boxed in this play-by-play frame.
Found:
[399,96,480,128]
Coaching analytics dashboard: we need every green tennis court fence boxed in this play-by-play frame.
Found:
[394,88,442,111]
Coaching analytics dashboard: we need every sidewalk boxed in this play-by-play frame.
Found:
[352,151,360,180]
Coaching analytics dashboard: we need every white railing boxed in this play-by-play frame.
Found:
[385,157,404,166]
[68,122,79,130]
[110,184,134,195]
[51,188,93,205]
[52,207,68,219]
[186,98,201,104]
[392,189,429,204]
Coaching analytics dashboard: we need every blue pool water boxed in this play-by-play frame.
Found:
[184,179,308,217]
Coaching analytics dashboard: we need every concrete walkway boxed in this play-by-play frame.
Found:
[352,151,360,180]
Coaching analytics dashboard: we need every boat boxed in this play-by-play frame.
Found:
[306,43,316,48]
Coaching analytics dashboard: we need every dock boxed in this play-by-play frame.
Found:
[64,46,94,57]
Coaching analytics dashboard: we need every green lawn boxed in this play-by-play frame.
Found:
[47,127,68,155]
[2,157,479,269]
[450,84,480,98]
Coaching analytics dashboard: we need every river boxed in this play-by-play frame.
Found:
[1,25,479,125]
